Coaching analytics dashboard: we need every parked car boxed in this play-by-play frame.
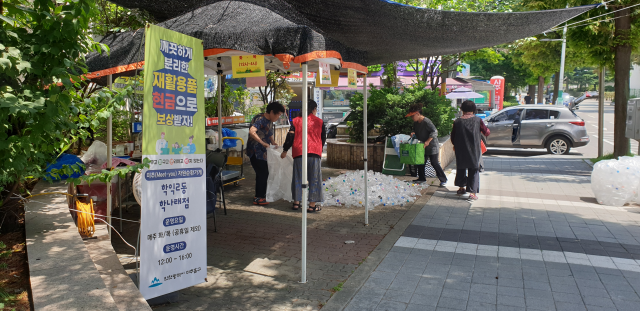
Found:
[483,106,589,155]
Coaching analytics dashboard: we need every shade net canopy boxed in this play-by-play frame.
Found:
[86,0,595,74]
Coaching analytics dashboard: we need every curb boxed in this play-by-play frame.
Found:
[321,166,453,311]
[584,158,595,168]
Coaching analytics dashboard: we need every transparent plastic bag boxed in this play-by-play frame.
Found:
[81,141,108,174]
[265,147,294,202]
[591,156,640,206]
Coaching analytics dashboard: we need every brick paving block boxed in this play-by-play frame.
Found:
[469,291,497,304]
[364,276,395,289]
[375,299,408,311]
[471,284,498,295]
[554,301,587,311]
[498,278,523,288]
[497,295,526,308]
[405,303,436,311]
[581,295,616,308]
[607,289,640,302]
[552,292,583,304]
[415,283,444,296]
[496,304,527,311]
[524,288,553,300]
[466,302,497,311]
[524,297,556,310]
[437,297,468,310]
[497,286,524,298]
[409,293,439,307]
[441,288,470,299]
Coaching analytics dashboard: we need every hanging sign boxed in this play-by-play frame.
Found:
[140,24,207,300]
[490,76,505,110]
[231,55,265,78]
[315,70,340,87]
[347,69,357,89]
[318,61,331,85]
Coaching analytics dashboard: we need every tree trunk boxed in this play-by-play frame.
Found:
[552,71,560,105]
[537,76,545,104]
[528,85,536,103]
[614,8,631,157]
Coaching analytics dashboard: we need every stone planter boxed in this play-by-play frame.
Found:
[326,136,455,173]
[326,139,385,172]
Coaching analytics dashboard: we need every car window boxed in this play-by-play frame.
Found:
[493,108,523,122]
[524,109,549,120]
[550,111,560,119]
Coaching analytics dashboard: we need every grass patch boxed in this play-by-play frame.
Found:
[331,282,344,292]
[591,153,635,164]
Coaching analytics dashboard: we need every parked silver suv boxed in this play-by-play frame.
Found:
[483,105,589,155]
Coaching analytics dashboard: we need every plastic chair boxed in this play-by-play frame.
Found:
[206,150,228,216]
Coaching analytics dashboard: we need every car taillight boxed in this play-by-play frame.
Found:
[570,121,585,126]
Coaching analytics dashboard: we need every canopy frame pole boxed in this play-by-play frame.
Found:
[301,62,308,284]
[598,67,605,158]
[362,74,368,226]
[217,70,223,148]
[107,74,113,238]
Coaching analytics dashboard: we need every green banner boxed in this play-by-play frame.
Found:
[142,24,205,156]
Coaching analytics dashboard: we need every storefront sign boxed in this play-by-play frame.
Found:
[490,76,505,110]
[132,122,142,133]
[231,55,265,78]
[205,116,235,126]
[140,24,206,300]
[347,69,357,89]
[318,61,331,85]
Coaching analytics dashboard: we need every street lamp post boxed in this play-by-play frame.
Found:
[540,21,567,105]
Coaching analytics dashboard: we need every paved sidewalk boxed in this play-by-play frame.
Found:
[343,158,640,311]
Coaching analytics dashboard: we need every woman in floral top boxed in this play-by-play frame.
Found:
[247,101,285,205]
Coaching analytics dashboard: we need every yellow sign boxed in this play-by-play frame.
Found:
[347,69,357,89]
[231,55,265,78]
[315,70,340,87]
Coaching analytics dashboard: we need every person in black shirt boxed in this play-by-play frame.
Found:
[524,93,532,105]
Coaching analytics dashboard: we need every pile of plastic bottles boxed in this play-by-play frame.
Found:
[321,170,427,210]
[591,156,640,206]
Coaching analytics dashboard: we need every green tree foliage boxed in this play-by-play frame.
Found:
[565,67,599,91]
[467,49,532,94]
[90,0,154,38]
[0,0,145,204]
[205,82,241,117]
[347,82,456,143]
[522,0,640,156]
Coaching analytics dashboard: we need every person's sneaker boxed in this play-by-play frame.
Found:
[468,194,479,201]
[439,181,447,187]
[412,179,426,184]
[253,198,269,206]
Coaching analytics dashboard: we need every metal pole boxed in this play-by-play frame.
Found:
[301,62,308,284]
[556,8,568,105]
[217,73,223,148]
[107,74,113,238]
[363,75,368,226]
[598,67,605,158]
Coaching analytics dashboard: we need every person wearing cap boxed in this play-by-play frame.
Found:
[406,103,447,186]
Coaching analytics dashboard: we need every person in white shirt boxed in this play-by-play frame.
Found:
[156,132,168,155]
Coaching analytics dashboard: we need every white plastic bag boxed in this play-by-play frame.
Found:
[266,147,294,202]
[591,156,640,206]
[81,141,108,174]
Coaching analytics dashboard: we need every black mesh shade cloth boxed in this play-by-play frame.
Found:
[86,0,595,75]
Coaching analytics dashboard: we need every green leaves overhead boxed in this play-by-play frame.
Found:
[0,0,140,198]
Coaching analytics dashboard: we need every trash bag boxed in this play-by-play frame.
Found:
[221,128,237,149]
[81,141,108,174]
[265,147,294,202]
[391,134,411,158]
[591,156,640,206]
[45,153,85,181]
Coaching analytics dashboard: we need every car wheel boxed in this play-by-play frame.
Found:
[547,136,571,155]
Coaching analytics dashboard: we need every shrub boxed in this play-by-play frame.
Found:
[347,82,456,142]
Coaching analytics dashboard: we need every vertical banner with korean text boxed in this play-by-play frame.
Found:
[490,76,505,110]
[140,24,206,300]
